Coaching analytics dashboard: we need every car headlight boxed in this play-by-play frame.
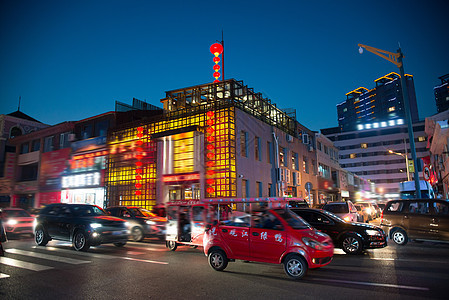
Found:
[343,216,351,222]
[366,229,381,236]
[302,237,323,250]
[6,219,18,226]
[145,220,156,225]
[90,223,102,229]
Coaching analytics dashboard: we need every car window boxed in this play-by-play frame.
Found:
[323,203,347,213]
[252,211,282,230]
[276,209,311,230]
[46,205,61,216]
[73,205,106,217]
[386,201,403,212]
[433,202,449,215]
[193,206,205,222]
[408,201,430,214]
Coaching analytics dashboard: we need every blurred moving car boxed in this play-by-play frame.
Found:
[1,208,34,238]
[105,206,167,242]
[322,201,358,222]
[35,203,128,251]
[380,199,449,245]
[354,204,369,223]
[356,202,376,220]
[291,208,387,254]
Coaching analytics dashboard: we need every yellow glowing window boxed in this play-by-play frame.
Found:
[418,136,426,142]
[350,153,356,159]
[388,107,395,112]
[361,143,367,149]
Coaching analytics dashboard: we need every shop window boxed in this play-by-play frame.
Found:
[32,139,40,152]
[255,137,261,161]
[10,126,22,138]
[303,156,309,174]
[20,143,29,154]
[43,136,54,152]
[240,131,248,157]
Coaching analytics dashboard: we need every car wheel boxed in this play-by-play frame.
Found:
[391,228,408,245]
[342,234,363,255]
[114,242,127,247]
[208,249,228,271]
[131,227,144,242]
[73,230,90,251]
[166,240,177,251]
[35,226,48,246]
[283,254,308,279]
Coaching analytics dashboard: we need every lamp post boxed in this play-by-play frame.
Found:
[388,150,410,181]
[358,43,421,198]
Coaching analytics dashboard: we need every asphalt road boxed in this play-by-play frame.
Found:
[0,234,448,300]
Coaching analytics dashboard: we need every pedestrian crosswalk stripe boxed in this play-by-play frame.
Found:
[33,246,117,259]
[0,256,53,271]
[6,249,91,265]
[1,273,10,279]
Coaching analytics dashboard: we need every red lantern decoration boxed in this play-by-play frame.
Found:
[206,161,215,167]
[136,147,143,152]
[207,170,215,176]
[213,72,221,79]
[137,126,143,132]
[135,183,142,189]
[210,43,223,57]
[135,175,142,180]
[135,190,142,196]
[207,136,214,142]
[207,187,215,194]
[137,133,143,138]
[206,127,214,134]
[207,119,214,126]
[136,140,143,146]
[136,154,143,160]
[136,168,142,174]
[206,144,214,150]
[207,152,215,159]
[207,111,214,118]
[135,161,142,167]
[207,179,215,185]
[213,57,220,64]
[213,64,220,71]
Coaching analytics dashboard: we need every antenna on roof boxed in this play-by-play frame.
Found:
[18,96,21,111]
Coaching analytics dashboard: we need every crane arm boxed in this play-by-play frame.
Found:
[358,43,402,68]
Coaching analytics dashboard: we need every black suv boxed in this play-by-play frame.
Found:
[380,199,449,245]
[35,203,129,251]
[105,206,166,242]
[291,208,387,254]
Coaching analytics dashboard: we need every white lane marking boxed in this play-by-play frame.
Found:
[33,246,117,259]
[311,278,429,291]
[121,257,168,265]
[6,249,91,265]
[1,273,10,279]
[0,256,53,271]
[368,257,449,264]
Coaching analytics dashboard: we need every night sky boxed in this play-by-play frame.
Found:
[1,0,448,132]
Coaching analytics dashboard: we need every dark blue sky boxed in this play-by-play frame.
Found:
[1,0,448,131]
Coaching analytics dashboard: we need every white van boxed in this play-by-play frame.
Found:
[399,180,435,199]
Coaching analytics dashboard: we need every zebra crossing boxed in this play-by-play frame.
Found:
[0,242,169,279]
[0,245,129,279]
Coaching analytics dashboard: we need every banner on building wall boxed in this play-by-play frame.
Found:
[39,191,61,206]
[71,136,106,153]
[4,152,16,179]
[422,156,437,185]
[39,148,71,191]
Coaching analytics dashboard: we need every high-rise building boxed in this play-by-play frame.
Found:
[337,72,419,132]
[434,74,449,113]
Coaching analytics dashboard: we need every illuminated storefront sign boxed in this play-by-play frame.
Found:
[163,172,200,184]
[62,172,102,188]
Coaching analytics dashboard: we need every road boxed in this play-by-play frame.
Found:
[0,234,448,300]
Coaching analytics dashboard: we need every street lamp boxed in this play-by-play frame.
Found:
[388,150,410,181]
[358,43,421,198]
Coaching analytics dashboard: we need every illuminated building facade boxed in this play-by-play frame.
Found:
[434,74,449,113]
[106,79,319,209]
[337,72,419,132]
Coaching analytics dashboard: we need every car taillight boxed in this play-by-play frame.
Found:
[380,211,384,223]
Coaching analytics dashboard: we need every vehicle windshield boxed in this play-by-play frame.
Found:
[129,207,157,218]
[323,203,347,213]
[3,209,31,218]
[73,205,107,217]
[274,208,311,230]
